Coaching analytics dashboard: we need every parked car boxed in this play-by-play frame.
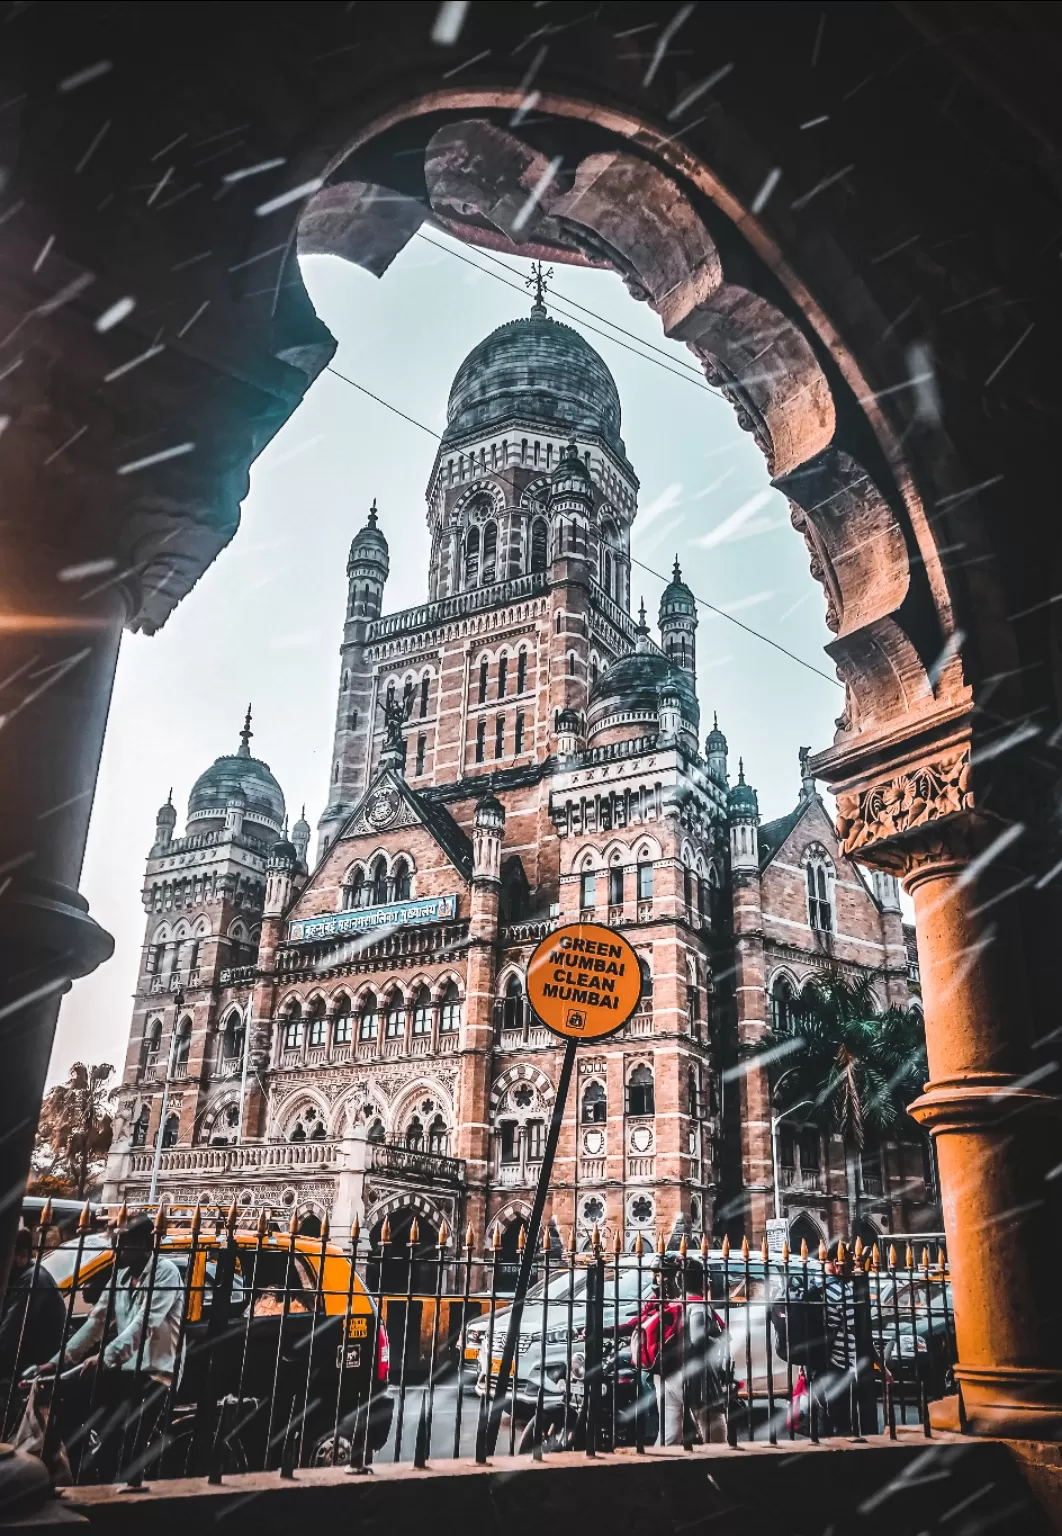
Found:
[36,1219,394,1473]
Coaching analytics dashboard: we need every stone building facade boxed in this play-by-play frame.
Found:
[104,300,935,1257]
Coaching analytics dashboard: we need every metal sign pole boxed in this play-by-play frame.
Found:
[482,1034,577,1458]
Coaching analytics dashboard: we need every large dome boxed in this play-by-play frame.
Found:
[186,711,285,837]
[441,307,626,458]
[586,649,700,745]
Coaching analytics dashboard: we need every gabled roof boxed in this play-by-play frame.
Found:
[758,800,811,869]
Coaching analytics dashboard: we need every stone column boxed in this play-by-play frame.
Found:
[833,746,1062,1438]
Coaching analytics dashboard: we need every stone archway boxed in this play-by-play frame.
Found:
[1,6,1060,1440]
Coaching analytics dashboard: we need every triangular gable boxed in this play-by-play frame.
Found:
[758,792,834,871]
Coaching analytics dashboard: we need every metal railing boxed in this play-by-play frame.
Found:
[3,1205,958,1490]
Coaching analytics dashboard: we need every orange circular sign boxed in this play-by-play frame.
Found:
[526,922,643,1042]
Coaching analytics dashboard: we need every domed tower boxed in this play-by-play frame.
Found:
[705,714,728,785]
[291,806,311,871]
[548,441,594,562]
[264,826,298,917]
[347,500,389,622]
[186,707,286,840]
[728,759,760,872]
[154,790,176,852]
[659,558,697,688]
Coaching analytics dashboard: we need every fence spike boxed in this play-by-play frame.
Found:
[409,1217,420,1244]
[700,1232,709,1259]
[438,1219,450,1248]
[853,1235,864,1261]
[189,1201,202,1238]
[781,1241,790,1263]
[721,1234,730,1259]
[613,1228,623,1257]
[381,1215,392,1245]
[517,1223,526,1252]
[39,1198,53,1229]
[837,1240,847,1267]
[288,1207,299,1238]
[921,1246,931,1270]
[888,1243,898,1270]
[464,1221,475,1251]
[871,1243,881,1271]
[937,1245,946,1272]
[321,1213,330,1242]
[351,1214,360,1247]
[117,1201,129,1230]
[568,1227,577,1255]
[760,1236,768,1263]
[905,1243,914,1270]
[78,1200,92,1233]
[257,1207,269,1238]
[818,1239,827,1263]
[634,1230,645,1257]
[679,1232,688,1257]
[153,1204,168,1236]
[226,1198,239,1233]
[800,1238,809,1261]
[591,1223,601,1255]
[492,1223,502,1251]
[656,1231,666,1256]
[741,1236,750,1261]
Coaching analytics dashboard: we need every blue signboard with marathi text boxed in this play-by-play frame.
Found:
[287,894,458,945]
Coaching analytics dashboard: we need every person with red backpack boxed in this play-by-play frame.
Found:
[631,1254,726,1444]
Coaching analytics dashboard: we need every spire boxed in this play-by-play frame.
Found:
[238,704,253,758]
[525,259,553,316]
[738,757,745,784]
[167,787,173,806]
[367,498,378,529]
[673,556,682,583]
[713,711,718,730]
[637,598,648,631]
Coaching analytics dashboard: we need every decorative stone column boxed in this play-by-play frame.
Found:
[832,741,1062,1439]
[458,793,505,1238]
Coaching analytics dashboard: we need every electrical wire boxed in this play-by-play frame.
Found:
[323,362,841,689]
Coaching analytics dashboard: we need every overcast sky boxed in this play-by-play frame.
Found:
[49,230,845,1082]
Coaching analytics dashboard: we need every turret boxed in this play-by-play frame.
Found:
[659,558,697,686]
[728,759,760,872]
[155,790,176,851]
[705,713,728,785]
[872,868,903,913]
[224,785,246,837]
[659,688,681,742]
[346,500,389,623]
[265,824,297,917]
[291,805,310,869]
[472,792,505,884]
[556,707,583,760]
[548,441,594,560]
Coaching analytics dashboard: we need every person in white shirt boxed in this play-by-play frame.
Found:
[37,1214,184,1482]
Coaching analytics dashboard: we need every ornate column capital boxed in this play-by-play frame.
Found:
[832,739,978,879]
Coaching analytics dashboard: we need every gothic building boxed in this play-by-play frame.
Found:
[105,295,936,1257]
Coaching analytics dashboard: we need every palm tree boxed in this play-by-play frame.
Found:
[31,1062,118,1199]
[762,973,928,1231]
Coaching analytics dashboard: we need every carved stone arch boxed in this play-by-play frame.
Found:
[192,916,210,936]
[490,1063,556,1118]
[270,1085,332,1139]
[568,843,603,875]
[327,987,354,1017]
[151,921,170,943]
[199,1091,241,1145]
[490,1198,533,1237]
[495,962,525,998]
[625,1055,655,1082]
[390,1077,455,1133]
[173,919,191,940]
[276,989,304,1016]
[352,980,381,1009]
[431,969,464,1003]
[366,1190,449,1234]
[633,835,662,863]
[767,964,801,996]
[801,840,836,874]
[600,838,630,867]
[332,1080,390,1137]
[228,918,249,940]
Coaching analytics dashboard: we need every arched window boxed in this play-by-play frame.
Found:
[637,860,654,901]
[478,656,489,703]
[385,990,406,1039]
[141,1018,162,1072]
[590,656,599,688]
[627,1065,655,1118]
[428,1115,449,1154]
[412,986,432,1036]
[531,519,547,572]
[370,856,388,906]
[420,674,430,718]
[161,1112,179,1149]
[582,1081,607,1124]
[173,1017,192,1074]
[580,866,596,911]
[349,868,365,908]
[221,1010,244,1064]
[482,521,498,583]
[638,958,653,1005]
[464,525,480,586]
[131,1105,150,1147]
[406,1115,425,1151]
[393,858,412,902]
[307,998,326,1049]
[358,994,378,1041]
[440,981,461,1033]
[567,651,576,676]
[502,973,523,1032]
[497,653,508,698]
[771,976,794,1032]
[807,859,833,932]
[334,996,353,1046]
[367,1118,385,1144]
[517,648,528,692]
[608,862,624,906]
[688,1066,701,1119]
[283,1005,303,1051]
[602,548,613,598]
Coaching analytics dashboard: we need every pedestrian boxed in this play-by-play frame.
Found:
[33,1214,184,1482]
[814,1238,878,1435]
[0,1228,65,1433]
[631,1254,725,1445]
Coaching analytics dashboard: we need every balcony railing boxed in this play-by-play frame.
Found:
[276,920,468,979]
[368,1140,465,1185]
[128,1139,345,1178]
[366,570,547,642]
[220,964,257,986]
[780,1166,823,1193]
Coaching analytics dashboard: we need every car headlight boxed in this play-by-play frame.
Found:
[569,1352,586,1381]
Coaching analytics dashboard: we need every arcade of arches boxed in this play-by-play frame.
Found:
[2,4,1061,1441]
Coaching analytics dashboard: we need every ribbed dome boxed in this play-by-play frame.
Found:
[705,712,727,753]
[186,709,285,837]
[660,558,697,620]
[441,308,625,457]
[349,500,388,567]
[728,760,759,818]
[586,649,700,741]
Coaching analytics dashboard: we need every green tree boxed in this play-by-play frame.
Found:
[763,973,929,1229]
[30,1062,118,1200]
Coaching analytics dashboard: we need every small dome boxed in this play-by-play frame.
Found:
[660,558,697,621]
[349,500,388,567]
[226,784,247,807]
[292,807,310,842]
[549,441,594,502]
[705,712,727,753]
[269,836,297,867]
[442,307,627,460]
[187,708,285,837]
[156,794,176,827]
[586,647,699,745]
[728,759,759,817]
[556,707,582,733]
[475,791,505,827]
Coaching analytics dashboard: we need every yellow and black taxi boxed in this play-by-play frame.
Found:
[39,1207,393,1471]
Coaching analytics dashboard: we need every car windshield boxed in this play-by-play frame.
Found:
[42,1234,111,1284]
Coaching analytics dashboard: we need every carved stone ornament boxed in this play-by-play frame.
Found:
[835,746,973,859]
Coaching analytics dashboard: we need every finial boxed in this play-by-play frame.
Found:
[166,787,173,806]
[713,711,718,730]
[638,598,647,628]
[673,556,682,583]
[238,704,253,758]
[525,259,553,314]
[738,757,745,783]
[300,804,305,820]
[367,498,378,529]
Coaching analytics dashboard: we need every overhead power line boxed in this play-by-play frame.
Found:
[323,363,841,689]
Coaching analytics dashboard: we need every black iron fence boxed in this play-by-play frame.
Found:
[0,1202,957,1487]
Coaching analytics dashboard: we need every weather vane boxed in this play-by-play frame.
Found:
[526,259,554,310]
